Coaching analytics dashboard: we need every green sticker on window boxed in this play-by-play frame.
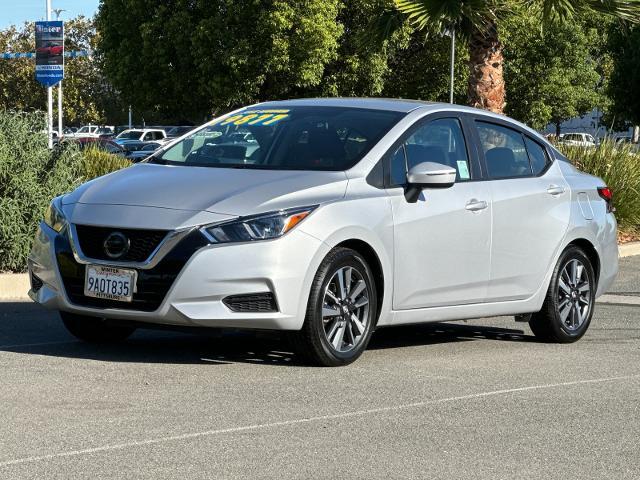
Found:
[457,160,470,180]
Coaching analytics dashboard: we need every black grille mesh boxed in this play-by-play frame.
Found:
[223,293,278,313]
[56,230,208,312]
[74,225,167,262]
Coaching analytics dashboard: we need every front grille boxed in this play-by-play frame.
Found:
[223,293,278,313]
[30,271,44,292]
[55,230,208,312]
[74,225,167,262]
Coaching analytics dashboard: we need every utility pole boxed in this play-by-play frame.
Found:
[128,105,132,129]
[46,0,53,148]
[54,8,65,137]
[448,27,456,104]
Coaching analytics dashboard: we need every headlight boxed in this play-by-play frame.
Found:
[201,206,317,244]
[44,197,66,232]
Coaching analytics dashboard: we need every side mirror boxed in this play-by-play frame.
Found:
[407,161,457,188]
[405,161,456,203]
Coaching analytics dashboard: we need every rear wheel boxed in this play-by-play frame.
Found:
[60,311,136,343]
[529,246,596,343]
[292,247,377,367]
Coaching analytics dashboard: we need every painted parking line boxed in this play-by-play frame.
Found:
[1,374,638,468]
[597,294,640,307]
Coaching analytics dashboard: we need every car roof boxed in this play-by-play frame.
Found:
[251,98,436,113]
[249,97,546,142]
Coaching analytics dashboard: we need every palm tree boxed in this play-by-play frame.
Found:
[393,0,640,113]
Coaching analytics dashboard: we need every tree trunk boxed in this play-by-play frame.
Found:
[556,122,561,137]
[467,22,505,114]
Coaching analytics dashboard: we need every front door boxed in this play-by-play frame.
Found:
[388,116,492,310]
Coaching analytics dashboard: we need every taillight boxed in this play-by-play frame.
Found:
[597,187,614,213]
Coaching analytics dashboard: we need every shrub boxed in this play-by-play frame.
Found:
[79,146,131,180]
[559,140,640,233]
[0,111,130,272]
[0,111,81,272]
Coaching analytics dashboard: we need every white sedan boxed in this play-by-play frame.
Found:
[29,98,618,366]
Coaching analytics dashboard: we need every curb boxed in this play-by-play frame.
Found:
[0,273,30,301]
[2,242,640,302]
[620,241,640,258]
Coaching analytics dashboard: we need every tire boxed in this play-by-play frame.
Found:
[60,311,136,343]
[529,246,596,343]
[291,247,378,367]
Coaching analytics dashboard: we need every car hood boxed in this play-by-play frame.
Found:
[63,163,348,218]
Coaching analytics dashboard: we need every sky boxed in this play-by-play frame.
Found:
[0,0,100,28]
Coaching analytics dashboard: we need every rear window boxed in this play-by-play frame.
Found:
[156,106,404,171]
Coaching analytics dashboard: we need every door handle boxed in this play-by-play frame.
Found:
[465,199,488,212]
[547,185,565,196]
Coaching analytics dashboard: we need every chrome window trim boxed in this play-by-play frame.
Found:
[67,223,196,270]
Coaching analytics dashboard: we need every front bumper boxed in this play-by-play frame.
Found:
[28,222,330,331]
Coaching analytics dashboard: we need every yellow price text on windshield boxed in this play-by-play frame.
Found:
[219,110,290,127]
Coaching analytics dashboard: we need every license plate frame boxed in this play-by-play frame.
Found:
[83,265,137,303]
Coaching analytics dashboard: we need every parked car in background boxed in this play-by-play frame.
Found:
[559,133,597,148]
[115,129,167,144]
[126,142,162,162]
[29,98,618,366]
[65,125,115,139]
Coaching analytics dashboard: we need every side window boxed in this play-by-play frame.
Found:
[143,133,152,141]
[389,145,407,186]
[476,122,532,179]
[389,118,471,186]
[524,137,549,175]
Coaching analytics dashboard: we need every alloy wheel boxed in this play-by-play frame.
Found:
[557,258,591,332]
[321,266,370,353]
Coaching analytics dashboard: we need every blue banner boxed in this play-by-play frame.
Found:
[35,21,64,87]
[1,51,89,59]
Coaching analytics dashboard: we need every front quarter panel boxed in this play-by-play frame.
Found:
[298,178,395,326]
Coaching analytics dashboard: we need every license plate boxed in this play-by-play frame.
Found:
[84,265,137,302]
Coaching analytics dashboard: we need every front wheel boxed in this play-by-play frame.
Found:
[60,311,136,343]
[529,246,596,343]
[291,247,378,367]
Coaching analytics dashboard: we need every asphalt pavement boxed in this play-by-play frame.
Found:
[0,256,639,479]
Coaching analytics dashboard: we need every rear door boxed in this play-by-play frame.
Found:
[387,114,492,309]
[471,118,570,302]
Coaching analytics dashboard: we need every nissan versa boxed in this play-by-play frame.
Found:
[28,98,618,366]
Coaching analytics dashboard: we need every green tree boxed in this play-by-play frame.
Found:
[97,0,344,121]
[0,17,121,125]
[502,13,607,133]
[391,0,640,113]
[607,24,640,135]
[382,28,469,103]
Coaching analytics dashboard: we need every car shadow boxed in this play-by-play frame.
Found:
[1,301,531,367]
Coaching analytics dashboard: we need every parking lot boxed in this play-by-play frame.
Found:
[0,256,638,479]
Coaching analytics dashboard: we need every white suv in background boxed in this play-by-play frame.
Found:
[559,133,597,148]
[115,129,168,144]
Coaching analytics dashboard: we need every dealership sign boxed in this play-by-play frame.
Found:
[35,21,64,87]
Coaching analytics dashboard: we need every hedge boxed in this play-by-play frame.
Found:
[0,111,129,272]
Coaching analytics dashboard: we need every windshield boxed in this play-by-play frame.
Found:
[155,106,404,171]
[117,130,143,140]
